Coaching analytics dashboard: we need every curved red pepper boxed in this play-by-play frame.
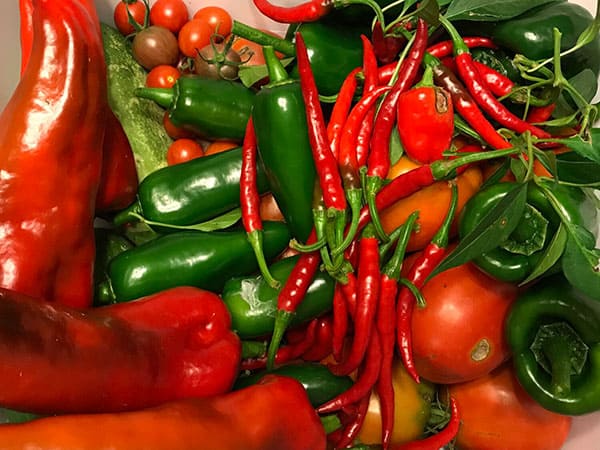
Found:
[252,0,333,23]
[1,0,107,308]
[0,285,241,414]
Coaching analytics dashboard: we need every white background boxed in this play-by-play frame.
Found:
[1,1,599,448]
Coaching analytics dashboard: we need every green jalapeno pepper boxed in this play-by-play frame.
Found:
[113,147,269,229]
[459,181,588,283]
[135,75,255,142]
[506,274,600,415]
[93,228,135,306]
[252,47,318,242]
[489,1,600,78]
[96,221,290,303]
[234,362,353,408]
[222,255,335,339]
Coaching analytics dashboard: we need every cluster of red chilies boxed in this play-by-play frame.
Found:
[236,7,540,449]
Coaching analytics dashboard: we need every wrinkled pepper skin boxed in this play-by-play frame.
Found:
[0,375,325,450]
[1,0,106,308]
[0,286,241,415]
[99,221,291,303]
[114,146,269,228]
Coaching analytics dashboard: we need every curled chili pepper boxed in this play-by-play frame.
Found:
[327,67,361,159]
[473,60,515,97]
[397,182,459,383]
[252,0,384,24]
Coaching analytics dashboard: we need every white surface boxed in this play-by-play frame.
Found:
[1,0,600,448]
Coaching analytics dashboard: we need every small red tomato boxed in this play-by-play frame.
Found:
[167,138,204,165]
[113,0,147,36]
[149,0,189,34]
[396,82,454,164]
[146,65,180,89]
[162,112,196,140]
[178,19,213,58]
[192,6,233,37]
[410,261,518,384]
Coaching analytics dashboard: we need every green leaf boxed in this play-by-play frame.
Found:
[555,151,600,186]
[561,226,600,300]
[554,69,598,117]
[427,183,528,280]
[552,128,600,166]
[389,126,404,166]
[444,0,559,21]
[519,224,567,286]
[128,208,242,233]
[414,0,440,26]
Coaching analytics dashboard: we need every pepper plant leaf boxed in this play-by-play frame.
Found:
[555,151,600,186]
[238,57,294,89]
[443,0,560,21]
[427,182,528,280]
[519,223,567,286]
[127,208,242,232]
[561,226,600,301]
[552,128,600,166]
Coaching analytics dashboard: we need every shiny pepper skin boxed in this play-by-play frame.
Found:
[396,85,454,164]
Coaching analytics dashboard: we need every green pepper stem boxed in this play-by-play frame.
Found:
[134,87,174,109]
[263,46,290,86]
[438,15,469,55]
[266,311,293,370]
[431,146,520,180]
[231,20,296,56]
[365,175,390,243]
[331,188,363,258]
[543,335,573,396]
[416,65,435,88]
[382,211,419,280]
[247,230,280,289]
[290,237,326,253]
[431,182,458,248]
[112,201,143,227]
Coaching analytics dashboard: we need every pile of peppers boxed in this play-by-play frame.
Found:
[0,0,600,449]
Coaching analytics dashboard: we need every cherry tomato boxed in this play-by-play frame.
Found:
[443,363,572,450]
[149,0,189,34]
[132,25,179,71]
[162,112,196,140]
[178,19,213,58]
[231,32,283,67]
[146,65,180,89]
[204,140,238,156]
[113,0,147,36]
[193,6,233,37]
[410,261,518,384]
[166,138,204,165]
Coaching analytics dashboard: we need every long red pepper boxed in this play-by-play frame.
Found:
[333,394,371,448]
[397,182,459,383]
[252,0,332,23]
[366,18,428,240]
[439,16,550,139]
[526,103,557,123]
[327,67,361,159]
[472,60,515,97]
[19,0,34,75]
[332,284,349,362]
[391,397,460,450]
[241,117,279,289]
[330,225,381,377]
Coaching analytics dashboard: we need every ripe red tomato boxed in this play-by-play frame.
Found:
[166,138,204,165]
[178,19,213,58]
[162,112,196,140]
[113,0,147,36]
[444,363,572,450]
[146,65,180,89]
[410,261,518,384]
[149,0,189,34]
[192,6,233,37]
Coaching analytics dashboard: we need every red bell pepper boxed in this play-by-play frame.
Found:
[3,0,107,308]
[0,285,241,415]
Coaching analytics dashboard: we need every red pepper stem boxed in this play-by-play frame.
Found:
[439,15,469,55]
[430,182,458,249]
[430,146,519,180]
[266,310,293,370]
[247,230,280,289]
[331,187,363,257]
[382,211,419,280]
[415,64,434,88]
[263,45,289,85]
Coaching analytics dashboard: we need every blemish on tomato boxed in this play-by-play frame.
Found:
[471,338,490,361]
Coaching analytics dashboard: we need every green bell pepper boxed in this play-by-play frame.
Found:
[135,76,255,141]
[96,221,290,303]
[489,1,600,78]
[506,274,600,415]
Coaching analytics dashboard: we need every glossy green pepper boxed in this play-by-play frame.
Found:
[93,228,135,306]
[135,76,255,141]
[490,1,600,78]
[221,255,335,339]
[113,147,269,229]
[234,362,353,408]
[459,181,588,283]
[253,47,318,242]
[506,274,600,415]
[96,221,290,303]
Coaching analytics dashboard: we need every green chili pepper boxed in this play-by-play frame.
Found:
[113,146,269,229]
[221,254,335,339]
[489,1,600,78]
[135,75,255,141]
[459,181,587,283]
[96,221,290,303]
[93,228,135,306]
[234,362,353,408]
[253,46,318,243]
[506,274,600,415]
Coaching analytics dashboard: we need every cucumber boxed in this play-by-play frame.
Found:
[101,23,171,181]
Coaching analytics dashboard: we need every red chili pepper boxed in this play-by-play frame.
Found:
[371,21,406,65]
[366,18,429,240]
[473,60,515,97]
[340,270,358,317]
[19,0,34,75]
[424,52,513,150]
[376,212,419,449]
[332,394,371,448]
[319,329,382,414]
[526,103,557,124]
[427,36,496,59]
[396,65,454,164]
[241,117,280,289]
[332,284,349,362]
[298,314,334,361]
[397,183,458,383]
[1,0,107,308]
[327,67,361,159]
[330,225,381,377]
[252,0,333,23]
[0,285,241,414]
[391,397,460,450]
[440,16,550,139]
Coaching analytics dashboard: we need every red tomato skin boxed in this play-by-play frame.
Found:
[445,363,572,450]
[411,262,518,384]
[149,0,189,34]
[113,0,147,36]
[167,138,204,165]
[146,65,180,89]
[178,19,213,58]
[192,6,233,37]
